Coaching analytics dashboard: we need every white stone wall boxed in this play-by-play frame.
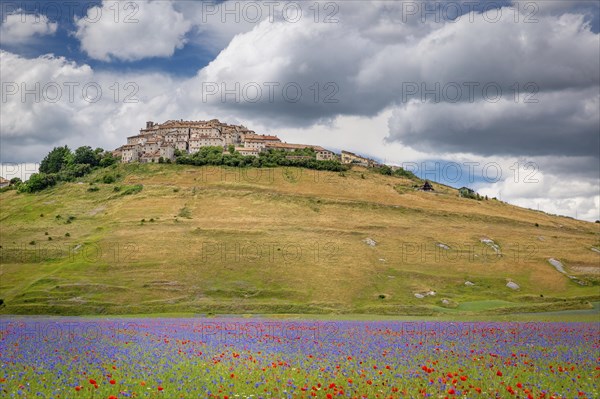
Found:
[121,146,140,163]
[160,146,175,160]
[175,141,187,151]
[316,151,335,161]
[245,140,266,149]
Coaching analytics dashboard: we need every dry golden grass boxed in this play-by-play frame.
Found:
[0,163,598,315]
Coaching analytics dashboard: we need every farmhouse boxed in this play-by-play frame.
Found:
[340,151,378,167]
[228,147,261,157]
[420,181,434,191]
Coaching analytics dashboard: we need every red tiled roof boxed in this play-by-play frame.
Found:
[244,134,280,141]
[265,142,329,152]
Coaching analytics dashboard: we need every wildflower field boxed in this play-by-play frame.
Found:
[0,318,598,399]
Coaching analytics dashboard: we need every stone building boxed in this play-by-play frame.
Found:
[116,119,339,164]
[340,151,378,167]
[189,136,225,153]
[119,144,141,163]
[228,147,261,157]
[159,144,175,160]
[242,134,281,150]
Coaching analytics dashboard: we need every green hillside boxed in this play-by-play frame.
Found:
[1,163,598,316]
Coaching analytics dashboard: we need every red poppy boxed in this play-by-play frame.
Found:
[158,386,164,391]
[89,379,97,385]
[109,379,116,385]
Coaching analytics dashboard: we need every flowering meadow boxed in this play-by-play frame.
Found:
[0,318,598,399]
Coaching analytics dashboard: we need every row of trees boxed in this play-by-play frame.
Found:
[39,146,116,173]
[13,144,419,193]
[17,146,117,193]
[176,146,349,172]
[374,164,419,180]
[459,187,488,201]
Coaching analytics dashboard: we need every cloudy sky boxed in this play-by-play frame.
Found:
[1,0,599,221]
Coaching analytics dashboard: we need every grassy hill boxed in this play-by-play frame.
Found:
[1,163,598,317]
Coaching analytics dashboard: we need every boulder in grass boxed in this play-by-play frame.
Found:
[506,281,520,290]
[548,258,566,274]
[363,238,377,247]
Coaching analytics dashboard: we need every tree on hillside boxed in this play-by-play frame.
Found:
[39,146,72,174]
[18,173,56,192]
[99,153,117,167]
[73,146,99,167]
[378,165,393,175]
[57,163,91,181]
[9,177,22,186]
[393,167,418,180]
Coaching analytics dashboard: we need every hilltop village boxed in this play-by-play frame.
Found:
[112,119,379,167]
[3,118,438,194]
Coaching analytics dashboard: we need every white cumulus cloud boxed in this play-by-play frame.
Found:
[74,0,192,61]
[1,1,598,221]
[0,12,57,44]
